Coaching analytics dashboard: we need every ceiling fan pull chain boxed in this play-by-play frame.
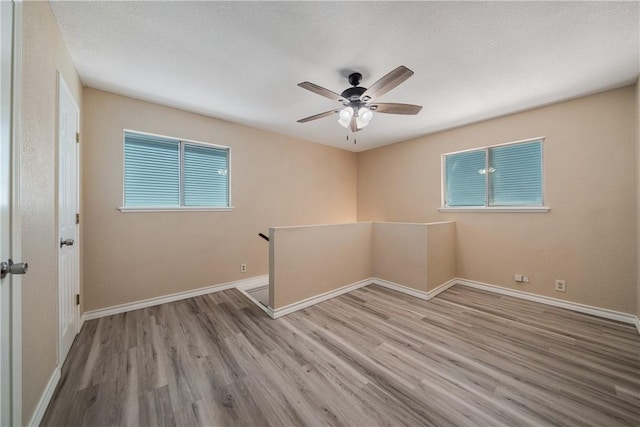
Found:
[346,131,356,144]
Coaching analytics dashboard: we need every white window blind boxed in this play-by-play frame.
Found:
[444,149,486,207]
[124,133,180,207]
[443,139,543,208]
[124,131,230,208]
[183,143,229,207]
[489,141,542,206]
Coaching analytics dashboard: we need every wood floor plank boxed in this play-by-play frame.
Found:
[42,285,640,426]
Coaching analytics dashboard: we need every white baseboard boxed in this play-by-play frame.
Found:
[235,277,270,291]
[456,278,638,327]
[428,279,459,298]
[79,274,640,337]
[270,278,372,319]
[78,313,85,334]
[235,286,273,318]
[372,278,457,301]
[373,279,430,300]
[28,366,60,427]
[82,275,269,321]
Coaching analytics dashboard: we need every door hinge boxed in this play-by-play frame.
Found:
[75,132,80,143]
[75,294,80,305]
[76,213,80,224]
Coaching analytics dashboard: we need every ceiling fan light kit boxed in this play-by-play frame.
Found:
[297,65,423,139]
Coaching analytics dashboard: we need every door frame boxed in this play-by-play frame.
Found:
[57,72,80,366]
[0,1,23,426]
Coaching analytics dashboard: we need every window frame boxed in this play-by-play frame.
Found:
[439,136,549,213]
[119,129,233,212]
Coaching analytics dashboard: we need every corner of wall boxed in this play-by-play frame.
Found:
[20,1,83,423]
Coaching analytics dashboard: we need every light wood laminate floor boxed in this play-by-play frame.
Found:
[42,284,640,426]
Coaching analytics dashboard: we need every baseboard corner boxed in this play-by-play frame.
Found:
[371,277,457,301]
[371,278,431,300]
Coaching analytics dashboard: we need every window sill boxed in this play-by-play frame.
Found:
[439,206,550,213]
[119,206,235,213]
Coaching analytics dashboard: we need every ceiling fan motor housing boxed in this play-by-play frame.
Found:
[341,86,366,102]
[342,72,367,102]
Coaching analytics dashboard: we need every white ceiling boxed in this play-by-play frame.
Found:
[50,1,639,153]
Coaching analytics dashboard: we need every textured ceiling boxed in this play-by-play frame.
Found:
[50,1,639,152]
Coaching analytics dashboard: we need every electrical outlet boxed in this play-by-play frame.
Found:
[555,279,566,292]
[515,274,523,282]
[522,276,530,283]
[240,263,247,273]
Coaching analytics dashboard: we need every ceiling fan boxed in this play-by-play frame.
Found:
[297,65,422,133]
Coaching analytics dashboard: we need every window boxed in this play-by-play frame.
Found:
[442,138,544,210]
[123,131,230,210]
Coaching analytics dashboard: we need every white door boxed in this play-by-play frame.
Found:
[58,75,79,364]
[0,2,13,424]
[1,2,20,425]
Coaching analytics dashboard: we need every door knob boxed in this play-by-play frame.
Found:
[0,259,29,279]
[60,238,75,248]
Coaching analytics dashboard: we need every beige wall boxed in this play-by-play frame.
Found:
[358,86,637,314]
[372,221,456,292]
[20,1,83,421]
[270,222,372,308]
[82,88,357,311]
[373,222,428,291]
[426,221,457,292]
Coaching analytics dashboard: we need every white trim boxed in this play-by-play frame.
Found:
[235,285,273,318]
[118,206,235,213]
[271,221,373,230]
[270,278,372,319]
[82,275,269,321]
[122,128,231,151]
[235,277,269,291]
[456,278,638,325]
[10,2,23,425]
[373,221,456,226]
[27,366,60,427]
[443,136,547,157]
[79,275,640,337]
[0,3,14,426]
[373,278,457,301]
[439,207,550,213]
[269,277,457,319]
[373,279,431,301]
[78,311,85,333]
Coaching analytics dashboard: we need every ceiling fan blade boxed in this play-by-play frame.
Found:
[361,66,414,101]
[298,82,346,103]
[297,110,339,123]
[371,103,423,115]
